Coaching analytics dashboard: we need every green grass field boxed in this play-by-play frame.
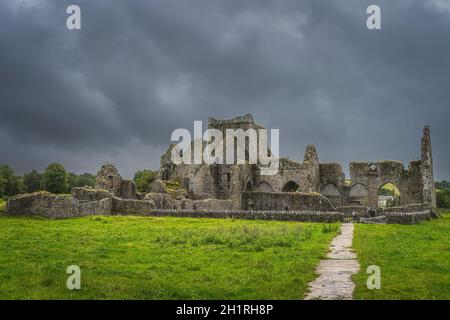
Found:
[0,215,338,299]
[353,211,450,300]
[0,199,6,214]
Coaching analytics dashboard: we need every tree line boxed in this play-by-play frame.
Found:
[0,163,157,199]
[436,180,450,208]
[0,163,96,198]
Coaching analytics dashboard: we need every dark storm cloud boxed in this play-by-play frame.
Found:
[0,0,449,178]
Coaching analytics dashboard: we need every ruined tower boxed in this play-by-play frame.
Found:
[421,126,436,206]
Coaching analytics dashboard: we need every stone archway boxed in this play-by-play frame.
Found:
[377,182,401,208]
[321,183,342,207]
[282,181,300,192]
[257,181,274,192]
[348,183,370,206]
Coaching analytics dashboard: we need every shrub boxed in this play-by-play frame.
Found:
[133,170,157,193]
[322,224,339,233]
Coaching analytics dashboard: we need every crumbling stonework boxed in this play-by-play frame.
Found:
[5,115,437,225]
[72,187,113,202]
[95,162,137,199]
[158,115,435,213]
[95,162,122,196]
[241,192,334,212]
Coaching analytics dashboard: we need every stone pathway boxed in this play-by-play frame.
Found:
[305,223,360,300]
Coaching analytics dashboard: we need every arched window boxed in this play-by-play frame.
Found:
[349,183,370,206]
[282,181,300,192]
[321,184,342,206]
[378,183,401,208]
[257,181,274,192]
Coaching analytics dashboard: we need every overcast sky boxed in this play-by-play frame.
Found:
[0,0,449,179]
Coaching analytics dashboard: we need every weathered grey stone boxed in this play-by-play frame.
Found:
[120,179,137,199]
[148,179,166,194]
[241,192,334,211]
[5,116,437,224]
[95,163,122,196]
[72,187,113,202]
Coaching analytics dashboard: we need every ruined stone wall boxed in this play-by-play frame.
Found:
[143,192,234,210]
[72,187,113,202]
[135,209,345,223]
[144,193,175,209]
[6,191,432,224]
[317,126,434,209]
[319,163,346,207]
[96,163,122,196]
[384,211,431,224]
[421,126,436,206]
[188,165,217,198]
[345,160,423,208]
[6,192,113,218]
[95,163,137,199]
[241,192,334,211]
[335,205,368,217]
[379,203,429,214]
[192,199,234,211]
[252,144,320,196]
[111,198,156,215]
[120,180,137,199]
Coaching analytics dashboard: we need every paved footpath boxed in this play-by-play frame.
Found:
[305,223,360,300]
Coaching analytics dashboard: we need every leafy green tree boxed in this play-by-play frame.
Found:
[41,163,68,194]
[0,175,5,198]
[66,173,78,193]
[23,170,42,193]
[436,180,450,189]
[379,188,395,196]
[66,172,95,192]
[133,169,156,193]
[436,189,450,208]
[0,164,24,196]
[76,173,96,188]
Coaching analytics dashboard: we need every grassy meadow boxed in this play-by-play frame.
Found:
[0,199,5,214]
[353,210,450,300]
[0,215,339,299]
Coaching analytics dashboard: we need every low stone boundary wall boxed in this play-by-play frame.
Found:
[242,192,334,211]
[5,192,433,224]
[130,209,345,222]
[384,210,431,224]
[143,193,234,211]
[6,193,155,218]
[335,205,368,217]
[6,193,115,218]
[6,192,345,222]
[379,203,429,214]
[112,198,156,216]
[72,187,113,202]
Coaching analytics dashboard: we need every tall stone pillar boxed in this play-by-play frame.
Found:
[421,126,436,206]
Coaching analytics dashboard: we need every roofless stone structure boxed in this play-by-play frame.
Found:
[6,115,437,224]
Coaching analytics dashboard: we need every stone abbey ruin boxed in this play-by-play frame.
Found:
[6,114,438,224]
